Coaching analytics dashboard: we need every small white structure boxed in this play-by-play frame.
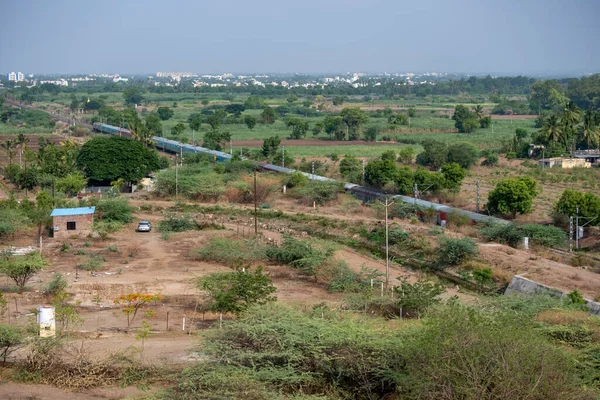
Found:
[37,306,56,338]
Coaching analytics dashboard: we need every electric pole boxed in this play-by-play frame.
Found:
[362,159,365,184]
[311,161,315,178]
[569,216,574,252]
[381,196,394,287]
[254,170,258,235]
[576,207,579,250]
[476,179,481,213]
[282,146,285,168]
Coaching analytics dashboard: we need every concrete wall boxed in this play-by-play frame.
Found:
[52,214,93,240]
[505,275,600,316]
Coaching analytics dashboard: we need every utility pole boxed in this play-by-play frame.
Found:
[382,196,394,288]
[192,129,195,146]
[476,179,481,213]
[362,159,365,184]
[576,207,579,250]
[175,156,179,199]
[282,146,285,168]
[253,170,258,235]
[569,216,574,252]
[230,139,233,155]
[311,161,315,179]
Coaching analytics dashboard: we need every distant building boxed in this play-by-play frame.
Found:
[574,149,600,165]
[538,157,591,169]
[50,207,95,240]
[7,72,16,81]
[17,72,24,81]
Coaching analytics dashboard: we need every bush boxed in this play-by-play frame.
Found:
[0,209,27,238]
[44,273,68,296]
[327,264,383,293]
[481,153,499,166]
[292,181,344,206]
[447,142,479,169]
[266,236,333,276]
[285,171,308,188]
[78,255,104,272]
[191,237,267,265]
[437,237,478,267]
[93,221,123,240]
[0,324,24,363]
[480,223,566,248]
[98,199,134,223]
[403,304,586,400]
[158,215,197,232]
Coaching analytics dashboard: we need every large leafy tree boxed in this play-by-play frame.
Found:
[486,177,538,218]
[285,117,309,139]
[76,136,164,183]
[156,106,174,121]
[452,105,479,133]
[555,189,600,226]
[261,107,276,125]
[0,253,45,293]
[340,108,368,140]
[144,113,162,137]
[203,129,231,151]
[323,115,345,140]
[122,87,145,106]
[416,140,448,170]
[447,142,479,169]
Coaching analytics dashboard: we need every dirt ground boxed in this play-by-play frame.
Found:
[232,139,400,147]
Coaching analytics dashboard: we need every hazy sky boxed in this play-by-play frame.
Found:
[1,0,599,75]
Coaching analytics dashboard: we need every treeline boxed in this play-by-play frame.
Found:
[7,74,600,105]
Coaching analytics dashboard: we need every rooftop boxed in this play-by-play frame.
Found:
[50,207,96,217]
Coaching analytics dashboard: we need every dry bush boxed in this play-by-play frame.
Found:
[536,309,592,326]
[225,176,277,204]
[126,244,141,258]
[266,266,297,280]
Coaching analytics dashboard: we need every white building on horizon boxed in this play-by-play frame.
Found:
[6,72,25,82]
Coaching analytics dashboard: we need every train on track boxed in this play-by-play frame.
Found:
[92,122,507,226]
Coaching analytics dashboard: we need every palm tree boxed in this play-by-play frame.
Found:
[15,133,30,168]
[560,101,581,146]
[578,109,600,149]
[540,115,565,144]
[1,140,15,166]
[473,105,484,120]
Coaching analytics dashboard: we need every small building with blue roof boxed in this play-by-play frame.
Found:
[50,207,95,239]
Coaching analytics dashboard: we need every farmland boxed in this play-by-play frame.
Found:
[1,73,600,399]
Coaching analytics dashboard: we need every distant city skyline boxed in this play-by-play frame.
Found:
[1,0,599,76]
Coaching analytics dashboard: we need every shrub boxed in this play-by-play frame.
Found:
[98,199,135,223]
[0,253,45,292]
[327,264,383,293]
[191,237,267,265]
[0,324,24,363]
[78,255,104,272]
[158,215,198,232]
[266,236,333,276]
[285,171,308,188]
[481,153,499,166]
[480,223,566,248]
[292,181,344,206]
[93,220,123,240]
[0,209,27,238]
[44,273,68,296]
[437,237,478,267]
[567,290,586,305]
[395,278,445,318]
[472,267,493,284]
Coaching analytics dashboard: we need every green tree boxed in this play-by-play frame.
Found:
[261,107,276,125]
[577,109,600,149]
[452,105,479,133]
[122,87,145,106]
[388,113,408,128]
[243,115,257,130]
[340,108,368,141]
[1,140,15,166]
[479,116,492,128]
[285,117,309,139]
[262,136,281,157]
[487,177,538,218]
[398,147,415,164]
[15,167,38,191]
[447,142,479,169]
[441,163,466,193]
[312,121,324,136]
[323,115,345,140]
[189,115,203,132]
[198,266,276,315]
[0,253,45,293]
[55,172,87,196]
[144,113,162,137]
[473,105,484,120]
[416,140,448,170]
[207,110,227,130]
[287,94,298,104]
[555,189,600,226]
[76,136,164,183]
[540,115,565,144]
[203,129,231,151]
[332,96,345,106]
[364,126,379,142]
[171,123,186,137]
[365,159,400,189]
[156,106,174,121]
[339,156,361,177]
[201,99,210,107]
[0,324,24,363]
[225,104,246,117]
[407,107,416,118]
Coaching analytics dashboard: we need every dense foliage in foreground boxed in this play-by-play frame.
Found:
[154,296,599,400]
